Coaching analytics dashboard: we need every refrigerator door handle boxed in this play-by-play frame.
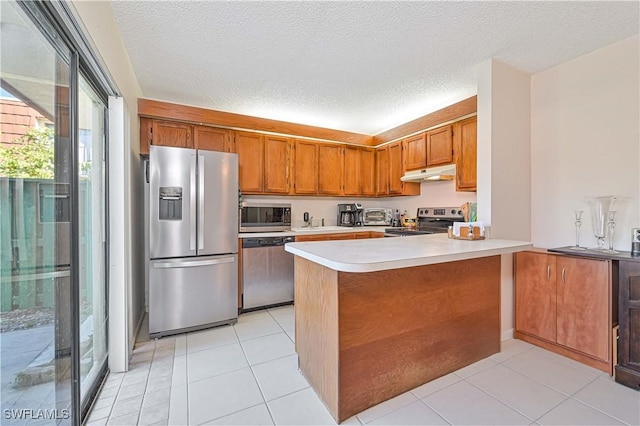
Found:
[198,154,205,250]
[190,153,197,250]
[153,256,235,269]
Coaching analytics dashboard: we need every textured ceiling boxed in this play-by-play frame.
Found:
[110,1,639,135]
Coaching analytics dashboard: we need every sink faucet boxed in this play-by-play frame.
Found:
[303,211,313,227]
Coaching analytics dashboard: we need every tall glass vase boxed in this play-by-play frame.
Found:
[585,196,616,251]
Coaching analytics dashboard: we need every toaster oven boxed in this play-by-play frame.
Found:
[363,208,392,226]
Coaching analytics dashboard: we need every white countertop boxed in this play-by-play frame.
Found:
[238,226,388,238]
[284,233,533,272]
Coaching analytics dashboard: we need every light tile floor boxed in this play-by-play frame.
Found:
[86,305,640,425]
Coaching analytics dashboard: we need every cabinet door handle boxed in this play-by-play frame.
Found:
[547,265,551,281]
[561,267,566,284]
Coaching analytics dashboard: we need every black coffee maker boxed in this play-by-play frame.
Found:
[337,203,363,227]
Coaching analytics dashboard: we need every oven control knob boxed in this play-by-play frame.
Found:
[451,209,456,214]
[418,209,424,215]
[457,210,463,215]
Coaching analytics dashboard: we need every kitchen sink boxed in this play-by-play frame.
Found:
[291,226,352,232]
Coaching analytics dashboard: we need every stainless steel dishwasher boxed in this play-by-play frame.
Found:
[241,236,295,310]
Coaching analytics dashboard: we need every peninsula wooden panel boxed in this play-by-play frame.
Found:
[139,98,372,146]
[373,96,477,145]
[337,256,500,420]
[294,257,339,416]
[294,255,501,423]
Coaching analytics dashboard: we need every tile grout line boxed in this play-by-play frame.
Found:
[415,398,454,426]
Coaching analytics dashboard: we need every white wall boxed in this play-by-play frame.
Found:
[245,180,476,227]
[531,35,640,250]
[70,1,144,371]
[477,59,532,340]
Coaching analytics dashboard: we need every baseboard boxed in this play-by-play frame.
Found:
[501,328,514,342]
[131,310,145,352]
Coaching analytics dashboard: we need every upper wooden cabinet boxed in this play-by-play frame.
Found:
[344,147,376,197]
[426,125,453,166]
[152,120,193,148]
[140,118,234,154]
[264,136,291,194]
[515,251,613,373]
[376,147,389,196]
[359,148,376,196]
[343,146,360,196]
[236,131,265,194]
[194,126,234,152]
[318,144,344,196]
[403,133,426,171]
[293,140,319,195]
[388,142,404,195]
[454,117,477,192]
[387,142,419,196]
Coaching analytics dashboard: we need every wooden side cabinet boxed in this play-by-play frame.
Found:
[616,260,640,389]
[515,251,614,374]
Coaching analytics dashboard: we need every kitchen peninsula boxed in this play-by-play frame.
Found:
[285,234,532,423]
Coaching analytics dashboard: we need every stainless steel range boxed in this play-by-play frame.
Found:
[385,207,465,236]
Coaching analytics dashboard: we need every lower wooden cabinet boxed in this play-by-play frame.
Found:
[295,231,383,242]
[515,251,614,373]
[616,260,640,388]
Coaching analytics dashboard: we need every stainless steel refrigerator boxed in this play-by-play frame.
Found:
[148,145,238,337]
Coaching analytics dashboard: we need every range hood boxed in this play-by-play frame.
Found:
[401,164,456,182]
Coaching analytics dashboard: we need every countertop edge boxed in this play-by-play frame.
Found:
[285,235,533,272]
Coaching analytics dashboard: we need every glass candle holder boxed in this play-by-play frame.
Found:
[569,210,585,250]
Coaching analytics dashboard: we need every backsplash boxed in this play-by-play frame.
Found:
[243,180,477,227]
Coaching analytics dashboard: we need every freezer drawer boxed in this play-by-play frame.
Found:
[149,254,238,337]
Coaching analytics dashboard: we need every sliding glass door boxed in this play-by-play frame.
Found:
[0,1,109,423]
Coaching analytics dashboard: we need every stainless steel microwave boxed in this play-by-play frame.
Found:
[240,202,291,232]
[363,208,392,226]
